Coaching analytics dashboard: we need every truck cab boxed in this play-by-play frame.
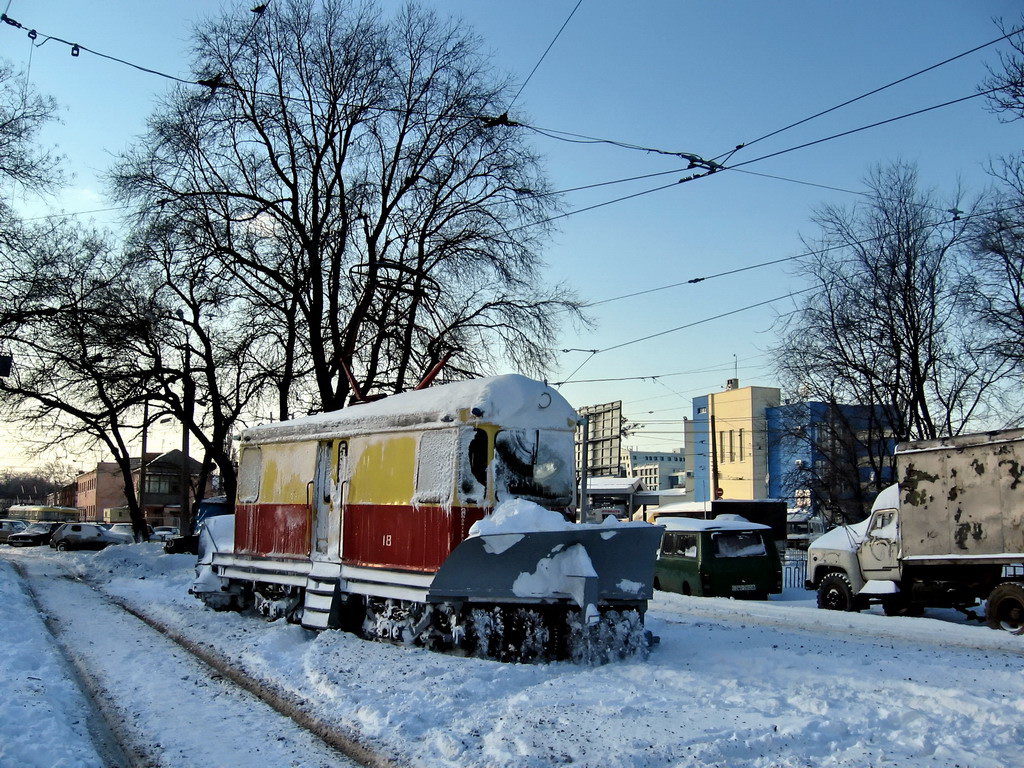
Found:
[805,484,903,612]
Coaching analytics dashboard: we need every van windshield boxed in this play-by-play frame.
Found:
[712,531,767,558]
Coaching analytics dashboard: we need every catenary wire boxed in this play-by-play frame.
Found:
[726,87,1002,171]
[719,24,1024,160]
[507,0,584,111]
[581,200,1024,309]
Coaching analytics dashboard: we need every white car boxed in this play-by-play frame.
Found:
[106,523,152,543]
[151,526,179,541]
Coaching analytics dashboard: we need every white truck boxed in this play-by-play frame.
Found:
[805,428,1024,633]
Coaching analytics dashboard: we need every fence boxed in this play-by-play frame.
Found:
[782,554,807,590]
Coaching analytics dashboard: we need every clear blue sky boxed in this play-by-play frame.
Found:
[2,0,1022,465]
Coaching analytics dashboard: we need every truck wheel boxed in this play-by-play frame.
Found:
[817,573,860,612]
[986,582,1024,634]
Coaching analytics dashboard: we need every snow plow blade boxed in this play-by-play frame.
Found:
[427,523,664,611]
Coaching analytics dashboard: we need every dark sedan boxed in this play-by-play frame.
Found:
[7,521,63,546]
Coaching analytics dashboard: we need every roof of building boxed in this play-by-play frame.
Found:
[585,476,644,493]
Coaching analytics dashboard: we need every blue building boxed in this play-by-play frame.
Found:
[766,401,895,523]
[686,380,894,523]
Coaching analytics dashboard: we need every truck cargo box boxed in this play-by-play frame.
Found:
[895,429,1024,562]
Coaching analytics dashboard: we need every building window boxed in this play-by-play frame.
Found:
[739,428,745,462]
[145,475,180,495]
[697,407,708,414]
[728,430,735,462]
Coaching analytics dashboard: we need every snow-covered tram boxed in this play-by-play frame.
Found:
[193,374,663,660]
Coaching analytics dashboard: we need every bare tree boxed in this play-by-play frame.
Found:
[964,156,1024,384]
[982,17,1024,121]
[113,0,581,423]
[0,59,61,250]
[773,163,1006,495]
[0,226,159,536]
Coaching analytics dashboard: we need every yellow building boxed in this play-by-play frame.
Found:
[705,381,780,500]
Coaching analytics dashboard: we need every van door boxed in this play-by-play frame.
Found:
[859,508,901,580]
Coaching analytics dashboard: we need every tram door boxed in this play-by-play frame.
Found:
[312,440,348,560]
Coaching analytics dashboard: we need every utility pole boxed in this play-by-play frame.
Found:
[138,400,148,538]
[710,393,720,501]
[178,309,193,534]
[578,415,590,523]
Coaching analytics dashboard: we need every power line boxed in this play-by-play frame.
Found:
[507,0,584,111]
[21,206,128,221]
[598,289,815,354]
[727,168,952,215]
[720,24,1024,160]
[1,12,198,85]
[582,201,1024,309]
[507,170,717,234]
[550,356,766,386]
[726,87,1002,171]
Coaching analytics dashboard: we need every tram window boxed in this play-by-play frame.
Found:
[414,429,457,505]
[237,447,262,503]
[494,429,574,505]
[460,428,488,502]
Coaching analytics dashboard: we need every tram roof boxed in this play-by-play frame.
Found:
[241,374,579,444]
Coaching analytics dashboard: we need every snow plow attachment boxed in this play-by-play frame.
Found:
[428,523,664,613]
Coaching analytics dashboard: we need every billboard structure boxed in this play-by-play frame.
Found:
[576,400,625,477]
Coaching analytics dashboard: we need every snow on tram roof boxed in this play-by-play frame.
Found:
[241,374,579,443]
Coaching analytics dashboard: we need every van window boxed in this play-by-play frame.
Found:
[677,533,698,558]
[661,533,676,555]
[712,531,767,558]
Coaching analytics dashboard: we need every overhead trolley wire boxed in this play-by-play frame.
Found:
[726,86,1003,171]
[598,288,816,355]
[507,0,585,112]
[720,24,1024,160]
[582,200,1024,310]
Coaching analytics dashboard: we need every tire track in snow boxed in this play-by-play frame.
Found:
[17,556,392,768]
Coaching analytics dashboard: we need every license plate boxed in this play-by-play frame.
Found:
[732,584,756,592]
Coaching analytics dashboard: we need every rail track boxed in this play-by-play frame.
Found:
[10,555,403,768]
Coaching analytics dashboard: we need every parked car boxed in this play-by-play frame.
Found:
[50,523,126,551]
[104,523,155,543]
[165,497,231,554]
[151,526,179,541]
[7,521,62,547]
[0,519,27,543]
[654,516,783,600]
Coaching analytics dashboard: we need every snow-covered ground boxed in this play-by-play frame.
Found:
[3,543,1023,768]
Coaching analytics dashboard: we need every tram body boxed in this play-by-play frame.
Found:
[195,375,662,659]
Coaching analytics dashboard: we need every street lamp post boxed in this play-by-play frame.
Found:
[177,309,193,532]
[138,400,148,536]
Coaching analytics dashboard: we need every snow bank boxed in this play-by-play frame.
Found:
[8,540,1024,768]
